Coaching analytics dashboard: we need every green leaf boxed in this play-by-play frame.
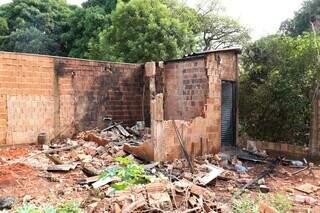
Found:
[115,156,134,166]
[112,181,129,190]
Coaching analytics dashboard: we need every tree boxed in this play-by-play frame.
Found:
[240,34,319,144]
[82,0,130,13]
[198,14,249,50]
[2,27,58,55]
[0,17,8,36]
[63,0,132,59]
[63,6,110,59]
[195,0,249,50]
[162,0,199,53]
[280,0,320,36]
[0,0,249,60]
[0,0,75,56]
[100,0,196,63]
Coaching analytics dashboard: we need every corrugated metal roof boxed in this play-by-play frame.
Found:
[164,47,241,63]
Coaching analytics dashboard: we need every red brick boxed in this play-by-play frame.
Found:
[0,52,145,145]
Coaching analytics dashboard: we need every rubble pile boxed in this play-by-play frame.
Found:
[0,124,320,212]
[92,179,221,212]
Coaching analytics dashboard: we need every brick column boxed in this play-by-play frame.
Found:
[145,62,164,161]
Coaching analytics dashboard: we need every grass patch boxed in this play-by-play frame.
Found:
[16,201,81,213]
[232,193,292,213]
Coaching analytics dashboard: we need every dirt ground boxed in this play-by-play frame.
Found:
[1,143,320,212]
[0,146,88,207]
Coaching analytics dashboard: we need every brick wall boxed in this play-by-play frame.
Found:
[0,51,144,145]
[0,53,55,145]
[164,58,208,120]
[237,138,309,158]
[54,58,144,132]
[149,50,239,161]
[0,95,7,145]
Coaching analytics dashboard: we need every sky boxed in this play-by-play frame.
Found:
[0,0,305,40]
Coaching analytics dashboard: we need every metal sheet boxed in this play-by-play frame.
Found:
[221,81,235,146]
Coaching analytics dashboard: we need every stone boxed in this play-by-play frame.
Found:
[0,196,15,210]
[295,183,320,194]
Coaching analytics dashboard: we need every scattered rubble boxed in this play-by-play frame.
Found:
[0,126,320,212]
[0,196,15,210]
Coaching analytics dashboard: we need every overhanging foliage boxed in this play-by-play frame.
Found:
[240,33,319,144]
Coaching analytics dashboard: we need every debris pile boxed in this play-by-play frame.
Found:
[93,179,221,213]
[0,127,320,212]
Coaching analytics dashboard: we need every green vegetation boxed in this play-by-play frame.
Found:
[239,0,320,145]
[280,0,320,36]
[0,0,248,62]
[99,156,151,190]
[62,5,110,59]
[16,201,81,213]
[195,1,249,50]
[232,194,259,213]
[232,193,293,213]
[56,201,81,213]
[270,193,294,213]
[16,203,42,213]
[0,0,74,56]
[240,33,319,144]
[99,0,196,62]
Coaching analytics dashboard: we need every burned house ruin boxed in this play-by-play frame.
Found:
[0,48,240,161]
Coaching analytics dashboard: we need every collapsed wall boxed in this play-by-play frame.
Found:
[147,50,239,161]
[0,52,144,145]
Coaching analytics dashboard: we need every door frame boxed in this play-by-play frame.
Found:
[221,80,237,146]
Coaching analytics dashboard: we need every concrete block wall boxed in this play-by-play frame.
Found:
[0,51,144,145]
[149,50,239,161]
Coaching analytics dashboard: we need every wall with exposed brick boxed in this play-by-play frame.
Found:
[0,51,144,145]
[54,58,144,132]
[237,138,309,158]
[0,53,55,145]
[149,50,239,161]
[164,58,208,120]
[0,95,7,145]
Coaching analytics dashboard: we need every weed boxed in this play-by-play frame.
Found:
[232,194,259,213]
[269,193,293,213]
[232,193,292,213]
[99,156,151,190]
[115,156,134,166]
[15,201,80,213]
[57,201,81,213]
[42,206,56,213]
[16,203,42,213]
